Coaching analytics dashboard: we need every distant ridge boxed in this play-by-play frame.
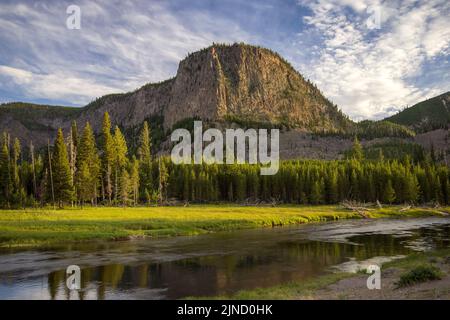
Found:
[385,91,450,133]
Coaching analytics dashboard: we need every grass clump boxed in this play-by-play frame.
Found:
[395,265,442,288]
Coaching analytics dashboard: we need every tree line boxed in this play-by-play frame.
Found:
[0,112,449,208]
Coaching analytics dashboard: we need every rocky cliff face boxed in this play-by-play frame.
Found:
[164,44,351,131]
[0,43,352,149]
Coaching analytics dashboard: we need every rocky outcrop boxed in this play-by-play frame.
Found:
[164,44,351,131]
[0,43,353,149]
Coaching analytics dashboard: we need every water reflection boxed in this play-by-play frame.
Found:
[0,218,449,299]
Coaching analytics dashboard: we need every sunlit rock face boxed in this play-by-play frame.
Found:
[0,43,353,150]
[164,43,351,132]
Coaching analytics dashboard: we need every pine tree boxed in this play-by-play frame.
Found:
[129,156,140,206]
[310,179,324,204]
[112,125,128,201]
[158,157,168,205]
[1,126,450,208]
[52,128,74,207]
[433,176,443,203]
[76,162,91,207]
[12,138,20,190]
[11,138,25,206]
[404,173,420,203]
[46,139,55,206]
[75,123,100,205]
[101,112,115,203]
[349,137,364,161]
[383,179,396,204]
[0,134,12,206]
[68,121,78,187]
[349,168,359,199]
[138,121,152,201]
[326,170,338,203]
[119,168,130,206]
[30,141,37,199]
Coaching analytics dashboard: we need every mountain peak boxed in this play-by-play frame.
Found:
[0,43,352,148]
[165,42,351,131]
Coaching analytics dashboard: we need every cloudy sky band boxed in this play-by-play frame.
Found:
[0,0,448,120]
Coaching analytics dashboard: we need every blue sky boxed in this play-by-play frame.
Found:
[0,0,449,120]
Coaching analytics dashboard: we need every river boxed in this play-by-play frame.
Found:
[0,217,449,299]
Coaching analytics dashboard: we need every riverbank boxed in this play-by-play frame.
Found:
[209,248,450,300]
[0,205,448,247]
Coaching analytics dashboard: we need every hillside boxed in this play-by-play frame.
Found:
[0,102,80,147]
[0,43,356,148]
[385,91,450,133]
[0,43,433,157]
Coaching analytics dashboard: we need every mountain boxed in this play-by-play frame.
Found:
[385,91,450,133]
[1,43,438,160]
[0,102,80,147]
[1,43,355,149]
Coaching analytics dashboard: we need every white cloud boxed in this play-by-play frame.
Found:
[0,0,448,120]
[0,65,33,84]
[296,0,450,120]
[0,0,255,105]
[0,65,121,104]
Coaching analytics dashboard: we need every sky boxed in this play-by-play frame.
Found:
[0,0,449,121]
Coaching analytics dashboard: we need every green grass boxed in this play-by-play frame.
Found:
[0,205,447,247]
[383,248,450,269]
[395,265,442,288]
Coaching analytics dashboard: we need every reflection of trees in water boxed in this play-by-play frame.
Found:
[135,264,149,288]
[100,264,125,289]
[47,267,95,300]
[48,237,405,299]
[348,234,412,259]
[78,267,94,300]
[47,269,65,300]
[45,224,449,299]
[96,264,124,299]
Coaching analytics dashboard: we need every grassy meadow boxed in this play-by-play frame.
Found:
[0,205,448,247]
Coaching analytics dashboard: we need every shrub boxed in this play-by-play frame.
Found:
[396,265,442,288]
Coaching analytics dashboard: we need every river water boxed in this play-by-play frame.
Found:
[0,217,449,299]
